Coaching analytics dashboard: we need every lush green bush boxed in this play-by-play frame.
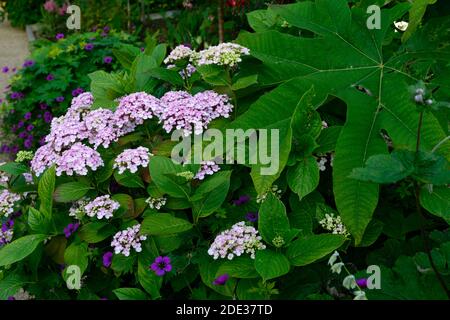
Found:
[4,0,43,28]
[0,0,449,301]
[0,30,139,155]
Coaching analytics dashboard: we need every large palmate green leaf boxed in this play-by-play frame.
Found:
[234,0,450,244]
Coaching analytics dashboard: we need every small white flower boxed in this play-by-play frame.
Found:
[343,275,357,290]
[330,262,345,274]
[394,21,408,32]
[328,251,340,266]
[353,290,368,300]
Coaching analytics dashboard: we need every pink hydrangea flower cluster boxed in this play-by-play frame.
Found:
[55,142,104,176]
[31,90,232,176]
[159,90,233,136]
[115,92,161,135]
[113,146,152,174]
[0,190,20,217]
[195,160,220,180]
[111,224,147,257]
[167,63,197,79]
[208,221,266,260]
[85,195,120,220]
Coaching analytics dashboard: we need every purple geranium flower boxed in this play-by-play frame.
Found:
[24,139,33,149]
[84,43,94,51]
[56,33,65,40]
[23,60,35,68]
[39,137,46,146]
[46,74,55,81]
[2,66,9,73]
[24,112,32,120]
[245,212,258,223]
[10,92,24,100]
[102,252,113,268]
[213,274,229,286]
[39,103,48,110]
[356,278,367,288]
[233,195,251,206]
[1,219,14,232]
[17,121,24,128]
[150,256,172,276]
[44,111,53,123]
[103,56,113,64]
[55,96,65,103]
[1,145,10,153]
[26,124,34,132]
[71,87,84,97]
[63,223,80,238]
[103,26,110,33]
[18,131,27,139]
[11,145,19,154]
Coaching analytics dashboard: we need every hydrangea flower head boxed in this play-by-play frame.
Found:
[208,221,266,260]
[191,43,250,67]
[113,146,152,174]
[111,224,147,257]
[164,45,194,64]
[0,190,21,217]
[85,195,120,220]
[55,143,104,176]
[195,160,220,180]
[145,196,167,210]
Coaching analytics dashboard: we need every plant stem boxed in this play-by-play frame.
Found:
[413,111,450,298]
[218,0,225,43]
[431,135,450,153]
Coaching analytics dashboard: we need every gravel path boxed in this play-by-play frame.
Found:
[0,20,29,100]
[0,20,29,160]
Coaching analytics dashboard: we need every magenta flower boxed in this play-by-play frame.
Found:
[356,278,367,288]
[55,96,65,103]
[233,195,250,206]
[55,33,65,40]
[84,43,94,51]
[24,112,32,120]
[44,111,53,123]
[102,251,113,268]
[18,132,28,139]
[213,274,229,286]
[46,74,55,81]
[245,212,258,223]
[63,223,80,238]
[24,139,33,149]
[2,66,8,73]
[10,92,24,100]
[43,0,57,12]
[103,56,113,64]
[23,60,35,68]
[150,256,172,276]
[17,121,24,128]
[72,88,84,97]
[26,124,34,132]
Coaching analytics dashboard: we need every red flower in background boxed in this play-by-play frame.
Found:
[226,0,247,7]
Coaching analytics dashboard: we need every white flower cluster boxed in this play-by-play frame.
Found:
[0,163,9,185]
[145,196,167,210]
[69,197,89,218]
[85,195,120,220]
[0,189,20,217]
[317,156,327,171]
[319,213,349,237]
[328,251,367,300]
[165,42,250,69]
[191,43,250,67]
[208,221,266,260]
[256,185,282,203]
[164,45,194,64]
[11,288,35,300]
[111,224,147,257]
